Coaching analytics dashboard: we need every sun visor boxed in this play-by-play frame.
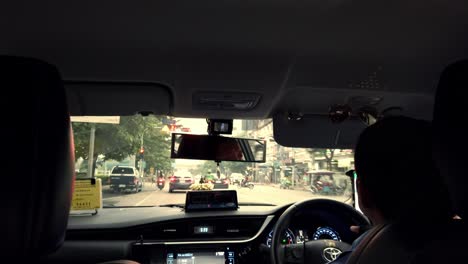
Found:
[273,113,366,149]
[66,81,172,116]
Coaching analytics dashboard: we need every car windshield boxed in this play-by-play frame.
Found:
[71,115,354,208]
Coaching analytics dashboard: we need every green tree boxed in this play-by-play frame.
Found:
[118,115,172,173]
[223,161,252,177]
[72,115,173,175]
[307,149,335,171]
[72,122,134,175]
[191,161,218,177]
[189,160,251,179]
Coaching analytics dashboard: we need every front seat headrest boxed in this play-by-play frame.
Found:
[433,60,468,219]
[0,56,74,258]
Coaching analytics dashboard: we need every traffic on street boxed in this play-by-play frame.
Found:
[102,182,351,208]
[73,116,355,210]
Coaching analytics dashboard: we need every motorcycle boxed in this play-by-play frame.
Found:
[238,180,254,189]
[280,179,292,189]
[157,177,165,190]
[310,180,334,195]
[310,180,347,195]
[333,180,348,195]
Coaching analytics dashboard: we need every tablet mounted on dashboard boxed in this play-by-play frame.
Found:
[185,190,238,212]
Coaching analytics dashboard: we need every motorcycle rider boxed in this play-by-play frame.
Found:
[241,174,249,187]
[280,177,290,189]
[156,171,165,190]
[199,175,206,184]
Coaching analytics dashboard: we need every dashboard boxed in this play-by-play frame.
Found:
[46,203,365,264]
[266,226,341,247]
[265,208,357,248]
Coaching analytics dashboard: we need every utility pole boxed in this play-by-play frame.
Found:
[291,150,296,187]
[87,124,96,177]
[292,166,295,188]
[139,134,144,178]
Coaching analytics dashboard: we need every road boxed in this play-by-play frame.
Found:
[102,183,352,207]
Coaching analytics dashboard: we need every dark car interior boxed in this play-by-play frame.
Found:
[2,0,468,263]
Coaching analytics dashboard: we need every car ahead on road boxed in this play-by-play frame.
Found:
[213,178,229,189]
[109,166,142,193]
[230,173,244,185]
[168,175,194,193]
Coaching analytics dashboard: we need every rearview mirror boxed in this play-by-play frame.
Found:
[171,133,266,162]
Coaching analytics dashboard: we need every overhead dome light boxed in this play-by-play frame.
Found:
[193,92,261,111]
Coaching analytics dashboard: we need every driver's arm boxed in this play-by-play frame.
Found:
[330,229,371,264]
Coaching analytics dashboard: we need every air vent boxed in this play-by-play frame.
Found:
[193,92,261,111]
[66,217,267,241]
[143,217,266,240]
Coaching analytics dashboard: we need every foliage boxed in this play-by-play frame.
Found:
[119,115,172,173]
[223,161,252,176]
[73,122,134,162]
[189,160,252,178]
[189,161,218,177]
[95,175,110,186]
[307,149,336,171]
[72,115,173,175]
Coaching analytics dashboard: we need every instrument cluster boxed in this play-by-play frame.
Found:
[266,226,341,247]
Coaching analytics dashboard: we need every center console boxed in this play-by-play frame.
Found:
[132,244,244,264]
[128,192,272,264]
[165,246,235,264]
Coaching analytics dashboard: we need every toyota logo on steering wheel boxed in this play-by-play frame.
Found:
[322,247,343,263]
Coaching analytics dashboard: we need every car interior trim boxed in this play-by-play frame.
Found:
[138,215,274,245]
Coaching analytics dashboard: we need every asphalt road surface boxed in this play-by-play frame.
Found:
[102,183,352,208]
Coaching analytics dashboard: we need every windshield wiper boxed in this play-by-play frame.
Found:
[103,205,155,208]
[159,204,185,208]
[157,203,276,208]
[238,202,276,206]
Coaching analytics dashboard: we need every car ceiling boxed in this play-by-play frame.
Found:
[2,0,468,121]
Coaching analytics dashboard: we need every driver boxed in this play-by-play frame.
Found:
[215,137,244,161]
[331,116,453,263]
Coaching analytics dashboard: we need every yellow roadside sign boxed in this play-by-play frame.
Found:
[71,178,102,211]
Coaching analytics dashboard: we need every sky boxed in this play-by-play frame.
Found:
[176,118,209,134]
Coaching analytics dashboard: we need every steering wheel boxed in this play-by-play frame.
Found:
[270,199,369,264]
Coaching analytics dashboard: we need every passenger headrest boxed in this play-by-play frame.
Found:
[433,60,468,218]
[0,56,75,258]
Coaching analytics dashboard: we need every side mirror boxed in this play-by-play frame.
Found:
[345,169,362,213]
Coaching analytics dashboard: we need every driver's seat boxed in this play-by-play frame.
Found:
[345,221,465,263]
[345,61,468,264]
